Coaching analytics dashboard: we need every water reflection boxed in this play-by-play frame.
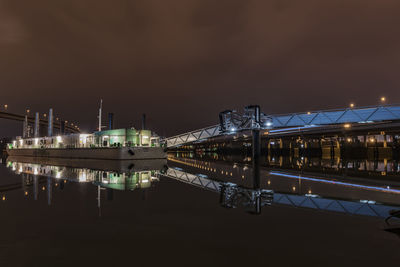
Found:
[4,154,400,220]
[169,153,400,218]
[4,157,167,209]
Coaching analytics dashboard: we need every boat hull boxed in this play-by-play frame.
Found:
[6,147,166,160]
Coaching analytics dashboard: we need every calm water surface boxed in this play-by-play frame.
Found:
[0,154,399,266]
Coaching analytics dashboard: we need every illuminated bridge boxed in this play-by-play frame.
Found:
[165,104,400,148]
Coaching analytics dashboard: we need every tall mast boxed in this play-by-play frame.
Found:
[98,99,103,132]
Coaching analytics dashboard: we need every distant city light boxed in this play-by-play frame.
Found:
[350,103,355,108]
[344,123,351,128]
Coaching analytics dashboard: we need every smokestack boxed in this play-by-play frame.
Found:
[48,108,53,137]
[22,115,28,138]
[108,113,114,130]
[34,112,40,137]
[142,113,146,130]
[98,99,103,132]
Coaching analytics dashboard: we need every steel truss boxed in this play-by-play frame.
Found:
[164,104,400,147]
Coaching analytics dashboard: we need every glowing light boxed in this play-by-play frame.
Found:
[349,103,355,108]
[344,124,351,128]
[24,191,28,196]
[34,138,39,145]
[79,172,87,182]
[381,96,386,102]
[230,127,236,132]
[347,138,352,142]
[56,136,62,143]
[2,196,5,201]
[307,112,311,115]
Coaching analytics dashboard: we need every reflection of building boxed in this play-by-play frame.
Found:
[5,157,167,208]
[93,170,159,191]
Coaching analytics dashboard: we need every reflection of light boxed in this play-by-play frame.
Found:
[56,172,61,179]
[42,186,46,191]
[360,200,376,204]
[344,124,351,128]
[24,191,28,196]
[141,179,149,183]
[34,168,38,175]
[56,136,62,142]
[2,196,5,201]
[230,127,236,132]
[34,138,39,145]
[270,171,400,194]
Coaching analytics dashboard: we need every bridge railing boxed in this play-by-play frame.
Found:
[164,124,221,148]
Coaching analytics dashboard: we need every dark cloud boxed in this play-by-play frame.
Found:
[1,0,400,136]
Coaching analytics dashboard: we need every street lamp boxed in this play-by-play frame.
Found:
[381,97,386,104]
[4,104,8,110]
[350,103,355,108]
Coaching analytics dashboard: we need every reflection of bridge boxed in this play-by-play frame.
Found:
[164,166,400,218]
[0,110,79,134]
[165,105,400,147]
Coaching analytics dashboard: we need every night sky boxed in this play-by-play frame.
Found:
[1,0,400,137]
